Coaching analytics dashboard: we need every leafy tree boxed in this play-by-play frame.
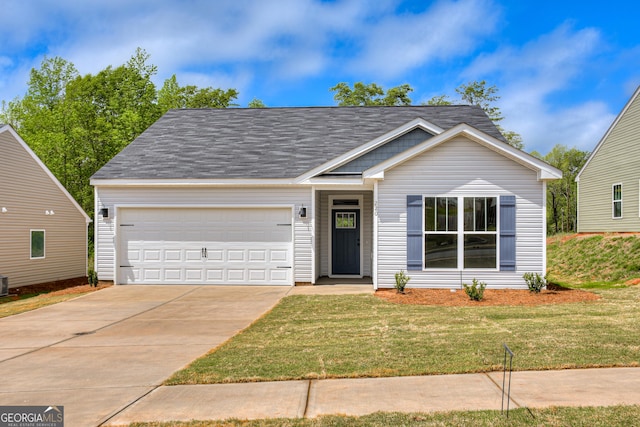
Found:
[0,56,80,196]
[456,80,523,150]
[248,98,266,108]
[158,74,238,113]
[330,82,413,106]
[425,94,452,105]
[1,48,239,219]
[543,145,590,234]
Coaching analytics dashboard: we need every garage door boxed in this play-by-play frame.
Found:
[118,208,293,285]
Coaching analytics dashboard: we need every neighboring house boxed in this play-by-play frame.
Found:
[577,86,640,232]
[91,106,561,289]
[0,125,91,288]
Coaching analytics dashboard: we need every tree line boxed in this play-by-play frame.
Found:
[1,48,587,234]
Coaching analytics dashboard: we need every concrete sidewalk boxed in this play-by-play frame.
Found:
[106,367,640,425]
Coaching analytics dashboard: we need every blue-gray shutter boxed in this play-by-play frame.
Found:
[407,195,423,271]
[500,195,516,271]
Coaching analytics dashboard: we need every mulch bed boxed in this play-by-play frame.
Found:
[375,283,601,306]
[4,277,111,301]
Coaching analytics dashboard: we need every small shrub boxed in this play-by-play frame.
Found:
[88,270,99,287]
[394,270,410,294]
[463,278,486,301]
[523,272,546,293]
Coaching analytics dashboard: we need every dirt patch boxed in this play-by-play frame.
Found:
[375,284,600,306]
[5,277,111,301]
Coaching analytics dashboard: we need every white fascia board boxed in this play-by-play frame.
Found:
[576,85,640,182]
[363,123,562,181]
[294,118,444,183]
[1,125,92,223]
[90,178,298,187]
[301,177,365,186]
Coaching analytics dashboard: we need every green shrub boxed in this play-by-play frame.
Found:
[523,272,546,293]
[88,270,99,287]
[394,270,410,294]
[463,278,486,301]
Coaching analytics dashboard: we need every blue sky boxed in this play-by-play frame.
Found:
[1,0,639,154]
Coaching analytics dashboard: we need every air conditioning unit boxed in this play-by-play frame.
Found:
[0,276,8,297]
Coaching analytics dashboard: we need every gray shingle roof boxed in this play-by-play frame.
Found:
[92,105,505,180]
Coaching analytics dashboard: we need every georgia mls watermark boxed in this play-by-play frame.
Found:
[0,406,63,427]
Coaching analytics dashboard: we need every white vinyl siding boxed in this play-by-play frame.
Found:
[94,186,312,284]
[377,136,544,289]
[578,89,640,231]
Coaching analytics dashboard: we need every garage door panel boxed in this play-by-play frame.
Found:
[119,208,292,285]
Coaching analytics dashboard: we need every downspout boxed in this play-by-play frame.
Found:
[542,180,548,277]
[373,180,379,290]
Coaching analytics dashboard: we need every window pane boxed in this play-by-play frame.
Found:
[425,234,457,268]
[613,184,622,201]
[436,198,448,231]
[425,197,435,231]
[31,230,45,258]
[336,212,356,228]
[447,198,458,231]
[614,201,622,218]
[464,234,496,268]
[487,197,497,231]
[475,198,486,231]
[464,198,474,231]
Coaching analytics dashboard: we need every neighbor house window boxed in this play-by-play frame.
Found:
[611,184,622,218]
[613,184,622,219]
[30,230,45,259]
[424,196,497,269]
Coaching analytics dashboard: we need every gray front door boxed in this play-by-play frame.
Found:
[332,210,360,275]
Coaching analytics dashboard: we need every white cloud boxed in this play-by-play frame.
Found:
[348,0,501,78]
[461,23,611,153]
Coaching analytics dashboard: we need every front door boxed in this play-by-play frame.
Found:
[331,210,360,275]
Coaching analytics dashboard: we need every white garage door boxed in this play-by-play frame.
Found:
[118,208,293,285]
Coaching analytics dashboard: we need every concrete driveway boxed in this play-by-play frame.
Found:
[0,285,289,426]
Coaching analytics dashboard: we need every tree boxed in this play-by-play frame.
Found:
[456,80,523,150]
[1,49,240,218]
[543,145,590,234]
[330,82,413,106]
[0,56,80,196]
[248,98,267,108]
[158,74,238,113]
[425,94,452,105]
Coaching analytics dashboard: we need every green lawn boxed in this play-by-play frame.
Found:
[167,286,640,385]
[129,405,640,426]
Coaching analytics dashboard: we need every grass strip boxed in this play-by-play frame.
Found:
[0,293,93,318]
[128,405,640,426]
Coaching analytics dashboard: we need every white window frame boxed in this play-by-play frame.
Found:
[423,195,499,271]
[30,229,46,259]
[612,183,623,219]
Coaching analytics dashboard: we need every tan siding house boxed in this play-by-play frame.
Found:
[0,125,91,288]
[577,86,640,232]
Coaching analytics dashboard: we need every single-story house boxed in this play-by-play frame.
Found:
[0,124,91,288]
[577,85,640,232]
[90,106,561,289]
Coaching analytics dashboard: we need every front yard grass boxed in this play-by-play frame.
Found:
[167,286,640,385]
[129,405,640,426]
